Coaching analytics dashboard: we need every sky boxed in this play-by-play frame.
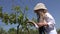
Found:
[0,0,60,31]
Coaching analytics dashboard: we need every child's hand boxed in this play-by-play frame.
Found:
[37,23,44,27]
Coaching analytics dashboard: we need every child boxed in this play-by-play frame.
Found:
[29,3,57,34]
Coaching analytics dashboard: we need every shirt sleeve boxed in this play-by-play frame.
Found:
[47,18,55,29]
[46,13,56,29]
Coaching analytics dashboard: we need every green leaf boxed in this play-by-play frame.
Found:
[25,6,29,11]
[9,14,16,24]
[2,19,8,25]
[18,13,23,24]
[13,6,20,12]
[2,13,9,25]
[0,11,3,18]
[0,6,2,12]
[3,13,9,19]
[0,6,3,18]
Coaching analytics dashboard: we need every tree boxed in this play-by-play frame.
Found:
[0,7,3,19]
[8,28,16,34]
[0,5,30,34]
[0,0,38,34]
[0,27,7,34]
[57,29,60,34]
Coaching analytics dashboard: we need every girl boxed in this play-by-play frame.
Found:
[29,3,57,34]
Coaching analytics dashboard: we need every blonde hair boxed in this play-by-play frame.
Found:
[35,9,48,15]
[35,9,48,22]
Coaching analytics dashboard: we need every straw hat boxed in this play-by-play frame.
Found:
[34,3,47,10]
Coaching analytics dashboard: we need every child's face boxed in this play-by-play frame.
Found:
[35,9,45,15]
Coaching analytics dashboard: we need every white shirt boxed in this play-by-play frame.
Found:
[44,12,57,34]
[34,12,57,34]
